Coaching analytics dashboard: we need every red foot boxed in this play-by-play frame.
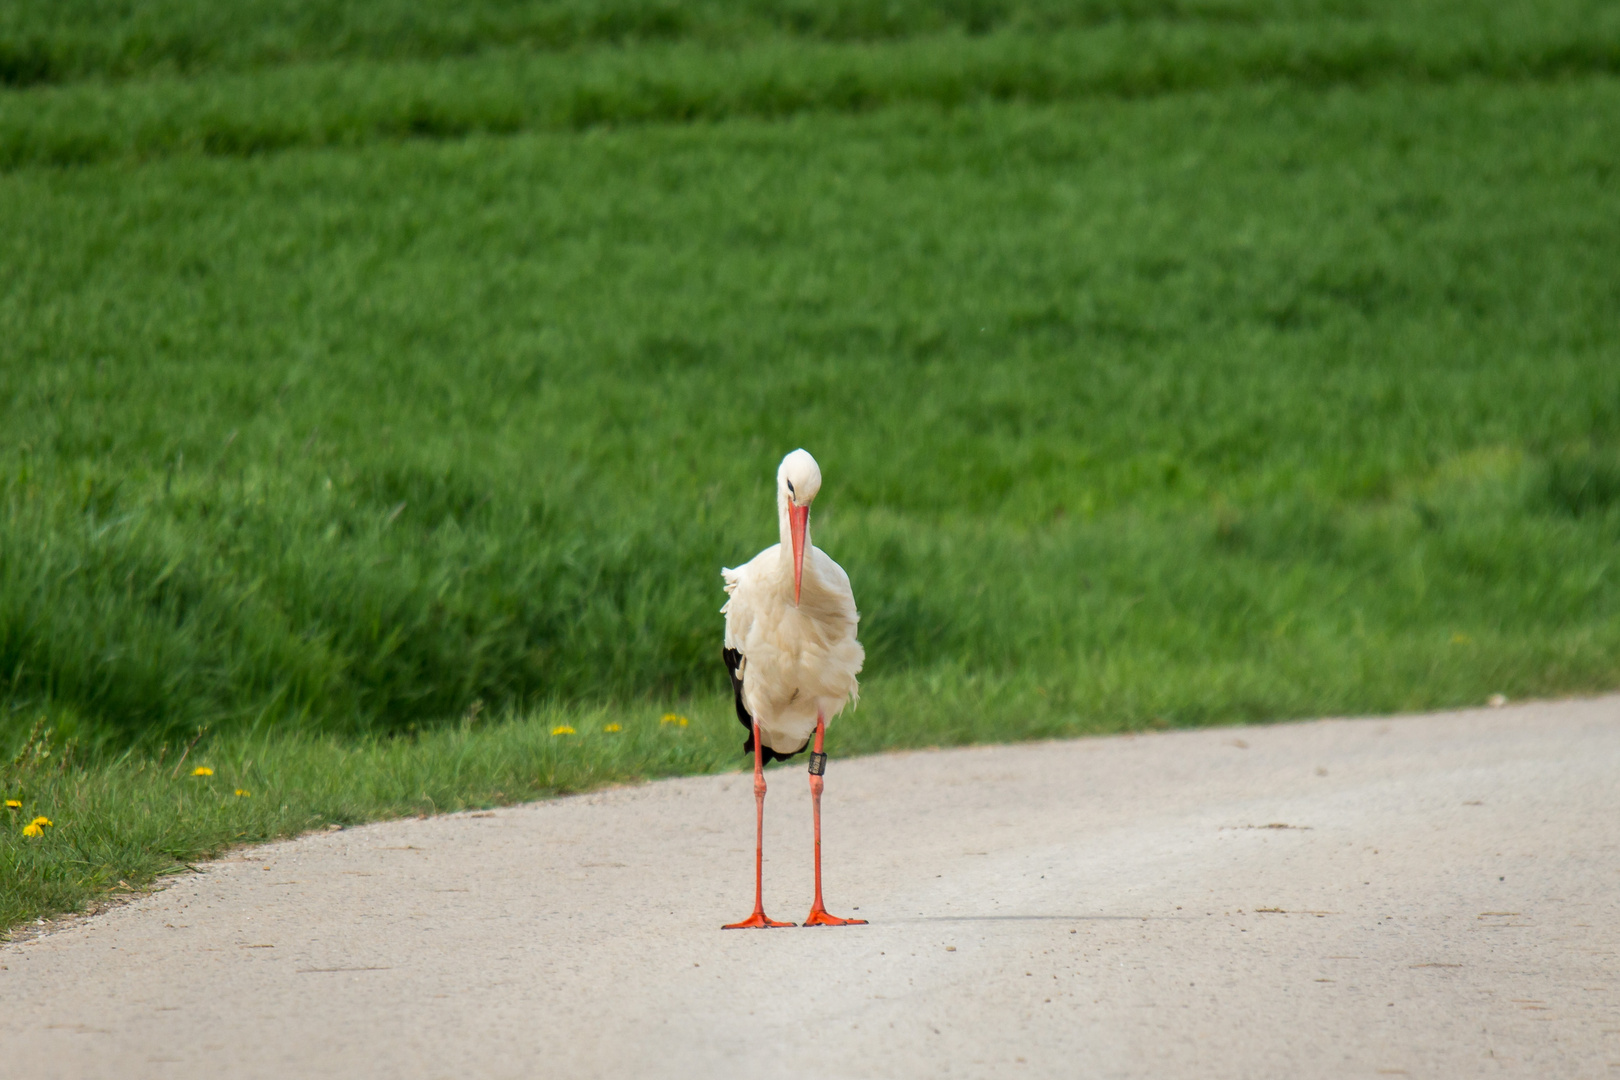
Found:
[722,912,796,929]
[802,907,867,927]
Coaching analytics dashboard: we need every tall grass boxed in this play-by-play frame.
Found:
[4,80,1618,756]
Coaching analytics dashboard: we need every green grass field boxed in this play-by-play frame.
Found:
[4,0,1619,935]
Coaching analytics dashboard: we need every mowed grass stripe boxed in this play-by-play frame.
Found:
[5,16,1620,170]
[3,0,1611,87]
[0,0,1262,87]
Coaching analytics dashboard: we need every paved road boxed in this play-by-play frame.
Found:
[4,697,1618,1079]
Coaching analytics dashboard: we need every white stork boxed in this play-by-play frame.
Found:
[720,448,866,929]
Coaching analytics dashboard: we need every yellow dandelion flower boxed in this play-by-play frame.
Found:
[22,822,43,838]
[235,789,252,797]
[660,714,689,727]
[603,724,622,733]
[30,816,51,827]
[192,766,214,776]
[551,725,576,736]
[3,799,20,809]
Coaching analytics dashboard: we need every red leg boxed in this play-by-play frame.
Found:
[724,722,794,929]
[803,714,867,927]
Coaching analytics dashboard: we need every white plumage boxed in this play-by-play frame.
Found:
[722,449,864,759]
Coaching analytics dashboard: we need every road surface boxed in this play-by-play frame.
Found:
[3,696,1618,1078]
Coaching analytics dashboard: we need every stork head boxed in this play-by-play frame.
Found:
[777,449,821,604]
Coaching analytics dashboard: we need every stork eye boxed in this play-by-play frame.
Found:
[786,480,795,496]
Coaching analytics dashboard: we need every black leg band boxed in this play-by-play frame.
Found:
[808,752,827,776]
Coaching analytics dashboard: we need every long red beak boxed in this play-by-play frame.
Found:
[789,503,809,605]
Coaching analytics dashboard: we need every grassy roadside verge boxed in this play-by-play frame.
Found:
[5,16,1620,170]
[11,629,1618,938]
[0,698,743,934]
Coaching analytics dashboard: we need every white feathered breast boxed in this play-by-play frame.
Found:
[722,541,863,758]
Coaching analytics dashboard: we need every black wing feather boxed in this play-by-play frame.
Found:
[724,646,804,763]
